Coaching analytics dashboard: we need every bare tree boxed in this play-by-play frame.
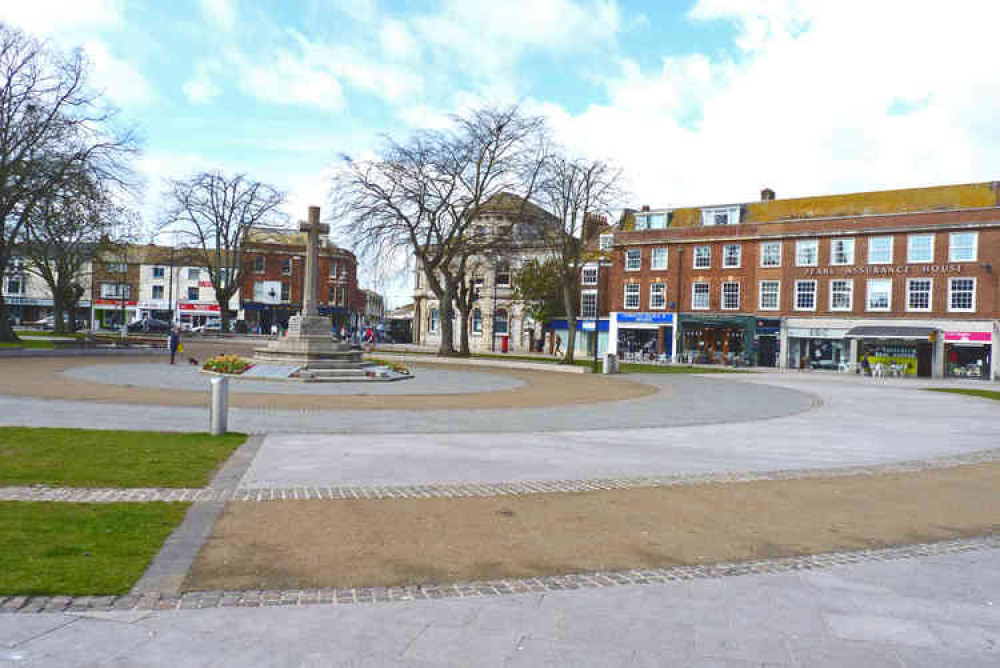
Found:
[332,104,547,356]
[537,153,624,363]
[0,23,138,341]
[164,172,286,333]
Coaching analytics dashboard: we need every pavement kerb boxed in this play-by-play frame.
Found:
[367,352,591,374]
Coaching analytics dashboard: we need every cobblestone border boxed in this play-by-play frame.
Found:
[4,447,998,503]
[2,533,997,614]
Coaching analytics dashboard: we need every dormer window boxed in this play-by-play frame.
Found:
[701,206,740,226]
[634,212,667,230]
[599,234,613,252]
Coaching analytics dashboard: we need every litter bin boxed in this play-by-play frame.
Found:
[501,334,509,353]
[603,353,618,374]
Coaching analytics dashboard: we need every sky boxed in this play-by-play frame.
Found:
[3,0,999,307]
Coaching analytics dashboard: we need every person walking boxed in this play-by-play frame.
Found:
[168,327,181,365]
[554,335,563,356]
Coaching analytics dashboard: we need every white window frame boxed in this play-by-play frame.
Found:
[701,206,740,226]
[906,278,933,312]
[580,290,598,318]
[651,247,668,271]
[721,282,740,310]
[829,279,853,311]
[759,280,780,311]
[599,234,613,252]
[795,240,819,267]
[947,277,976,313]
[625,249,641,272]
[472,308,483,335]
[949,232,978,262]
[760,242,782,267]
[429,308,439,333]
[624,283,640,310]
[868,236,893,264]
[581,266,598,286]
[691,282,710,310]
[794,280,817,311]
[907,234,934,264]
[722,244,741,269]
[866,279,892,312]
[649,282,666,310]
[693,245,711,269]
[830,238,855,266]
[151,285,164,300]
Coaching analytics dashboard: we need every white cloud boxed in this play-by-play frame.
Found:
[235,49,345,110]
[83,40,154,107]
[200,0,237,31]
[379,19,418,61]
[540,0,1000,208]
[0,0,122,35]
[182,62,221,104]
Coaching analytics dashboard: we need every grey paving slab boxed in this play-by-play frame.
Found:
[1,548,998,666]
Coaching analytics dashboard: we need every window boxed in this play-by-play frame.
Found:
[281,258,292,276]
[691,282,709,309]
[701,206,740,226]
[868,236,893,264]
[187,268,200,281]
[829,279,853,311]
[580,291,597,318]
[624,283,640,309]
[651,247,668,271]
[907,234,934,263]
[152,266,165,279]
[187,287,200,301]
[599,234,613,252]
[472,308,483,334]
[581,267,598,285]
[948,277,975,312]
[495,265,511,286]
[494,309,508,334]
[760,242,781,267]
[100,283,131,299]
[106,262,127,274]
[635,213,667,230]
[280,282,290,302]
[795,280,816,310]
[949,232,977,262]
[429,308,439,332]
[866,279,891,311]
[152,285,164,300]
[759,281,780,310]
[906,278,932,312]
[649,282,666,310]
[254,256,265,273]
[329,262,338,278]
[830,238,855,265]
[721,282,740,310]
[795,240,818,267]
[723,244,741,268]
[693,245,711,269]
[625,249,641,271]
[5,275,24,294]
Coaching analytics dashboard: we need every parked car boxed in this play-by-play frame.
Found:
[191,319,231,334]
[127,318,172,334]
[26,314,88,331]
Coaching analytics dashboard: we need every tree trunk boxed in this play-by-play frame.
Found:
[217,289,233,333]
[0,294,19,343]
[562,281,577,363]
[435,286,456,355]
[457,303,471,356]
[51,296,66,336]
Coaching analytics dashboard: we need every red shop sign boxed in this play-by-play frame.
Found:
[95,299,137,307]
[944,331,991,343]
[178,302,220,312]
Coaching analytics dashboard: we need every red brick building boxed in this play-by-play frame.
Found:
[238,229,362,333]
[594,182,1000,380]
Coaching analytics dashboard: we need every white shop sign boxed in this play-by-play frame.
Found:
[787,328,849,339]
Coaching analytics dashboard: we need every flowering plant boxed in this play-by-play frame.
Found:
[203,354,253,375]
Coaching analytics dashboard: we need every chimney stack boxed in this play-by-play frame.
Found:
[761,188,775,202]
[641,205,651,212]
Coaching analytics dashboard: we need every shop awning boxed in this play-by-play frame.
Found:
[844,326,936,340]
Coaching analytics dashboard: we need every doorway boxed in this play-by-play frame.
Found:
[917,342,932,377]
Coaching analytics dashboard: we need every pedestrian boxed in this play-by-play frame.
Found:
[554,335,563,356]
[168,327,181,365]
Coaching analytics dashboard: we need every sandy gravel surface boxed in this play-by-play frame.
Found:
[184,461,1000,591]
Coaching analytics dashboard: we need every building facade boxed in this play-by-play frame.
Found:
[1,255,93,325]
[600,182,1000,380]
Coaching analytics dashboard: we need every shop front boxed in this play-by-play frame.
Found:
[678,315,753,365]
[177,302,221,328]
[240,301,298,333]
[548,318,610,357]
[943,331,993,379]
[786,326,850,371]
[844,326,935,377]
[93,299,138,330]
[755,318,781,368]
[137,299,172,323]
[609,312,674,362]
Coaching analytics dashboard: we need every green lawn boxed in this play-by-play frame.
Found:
[615,363,742,374]
[0,428,246,488]
[0,339,54,349]
[926,388,1000,401]
[13,330,88,339]
[0,502,190,596]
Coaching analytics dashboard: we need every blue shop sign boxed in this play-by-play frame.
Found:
[616,312,674,325]
[549,318,609,332]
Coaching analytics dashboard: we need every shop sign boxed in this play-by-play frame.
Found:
[95,299,137,307]
[178,302,220,312]
[3,296,51,306]
[944,331,991,343]
[616,312,673,325]
[804,264,963,277]
[787,327,848,339]
[137,299,168,310]
[198,280,214,288]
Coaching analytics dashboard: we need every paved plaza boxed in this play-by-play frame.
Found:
[1,355,998,666]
